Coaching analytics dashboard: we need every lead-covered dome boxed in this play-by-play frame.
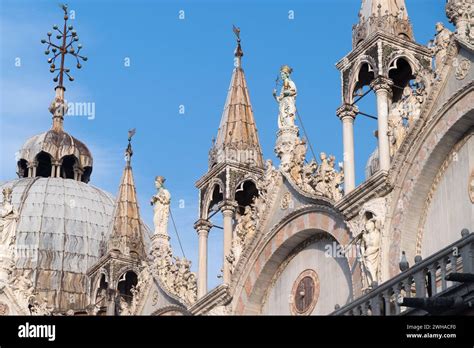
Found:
[1,177,114,311]
[17,129,93,183]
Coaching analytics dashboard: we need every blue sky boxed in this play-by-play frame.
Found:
[0,0,449,290]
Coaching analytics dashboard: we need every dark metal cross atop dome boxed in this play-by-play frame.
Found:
[41,4,88,89]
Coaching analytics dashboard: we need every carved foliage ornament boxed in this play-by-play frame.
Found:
[455,58,471,80]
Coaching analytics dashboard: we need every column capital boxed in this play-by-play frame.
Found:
[219,200,238,216]
[194,219,212,233]
[370,77,394,93]
[336,103,359,121]
[27,161,38,169]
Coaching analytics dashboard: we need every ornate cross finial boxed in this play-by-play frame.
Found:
[125,128,136,165]
[41,4,88,89]
[232,25,243,66]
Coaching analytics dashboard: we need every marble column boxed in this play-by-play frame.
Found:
[336,104,358,193]
[221,201,237,285]
[370,77,393,172]
[31,161,38,177]
[56,161,62,178]
[194,219,212,298]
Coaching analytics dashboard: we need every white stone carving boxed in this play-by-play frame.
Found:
[8,272,52,315]
[150,242,197,305]
[151,176,171,237]
[351,198,386,291]
[431,22,452,74]
[273,65,297,129]
[387,83,425,157]
[0,187,17,284]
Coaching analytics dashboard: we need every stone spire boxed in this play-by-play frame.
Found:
[209,27,264,169]
[353,0,414,47]
[359,0,408,20]
[107,129,145,259]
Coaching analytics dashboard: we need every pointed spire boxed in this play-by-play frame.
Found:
[353,0,413,47]
[359,0,408,21]
[209,27,264,168]
[107,129,145,259]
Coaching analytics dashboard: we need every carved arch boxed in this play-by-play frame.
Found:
[346,56,378,104]
[385,85,474,278]
[201,178,224,219]
[232,206,362,314]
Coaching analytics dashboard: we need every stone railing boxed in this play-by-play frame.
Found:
[332,229,473,316]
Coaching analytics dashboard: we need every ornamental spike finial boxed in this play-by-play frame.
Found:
[42,4,88,131]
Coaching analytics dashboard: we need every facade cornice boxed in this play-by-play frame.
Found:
[335,170,391,220]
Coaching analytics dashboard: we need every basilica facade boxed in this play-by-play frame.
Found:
[0,0,473,316]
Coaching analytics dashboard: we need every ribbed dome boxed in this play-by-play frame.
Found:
[1,177,114,311]
[365,148,380,179]
[18,129,93,169]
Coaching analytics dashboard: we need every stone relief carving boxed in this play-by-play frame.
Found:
[150,242,197,305]
[280,192,293,210]
[8,272,52,315]
[0,187,17,282]
[286,144,344,201]
[148,178,197,306]
[455,58,471,80]
[228,200,261,274]
[387,80,426,157]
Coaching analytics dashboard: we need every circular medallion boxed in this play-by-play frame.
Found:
[290,269,319,315]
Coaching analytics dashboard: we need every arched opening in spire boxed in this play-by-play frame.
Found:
[95,273,108,308]
[388,58,414,103]
[60,155,77,179]
[35,151,52,178]
[117,271,138,304]
[207,184,224,217]
[17,159,28,178]
[235,180,259,215]
[351,62,376,103]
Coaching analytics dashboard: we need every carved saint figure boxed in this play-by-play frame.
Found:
[273,65,297,129]
[150,176,171,236]
[0,187,17,262]
[358,216,382,289]
[431,22,452,72]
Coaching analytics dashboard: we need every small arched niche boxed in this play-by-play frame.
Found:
[388,58,414,103]
[17,159,28,178]
[82,166,92,183]
[235,180,259,215]
[61,155,78,180]
[35,151,52,178]
[207,183,224,217]
[352,62,375,101]
[95,273,108,308]
[117,271,138,303]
